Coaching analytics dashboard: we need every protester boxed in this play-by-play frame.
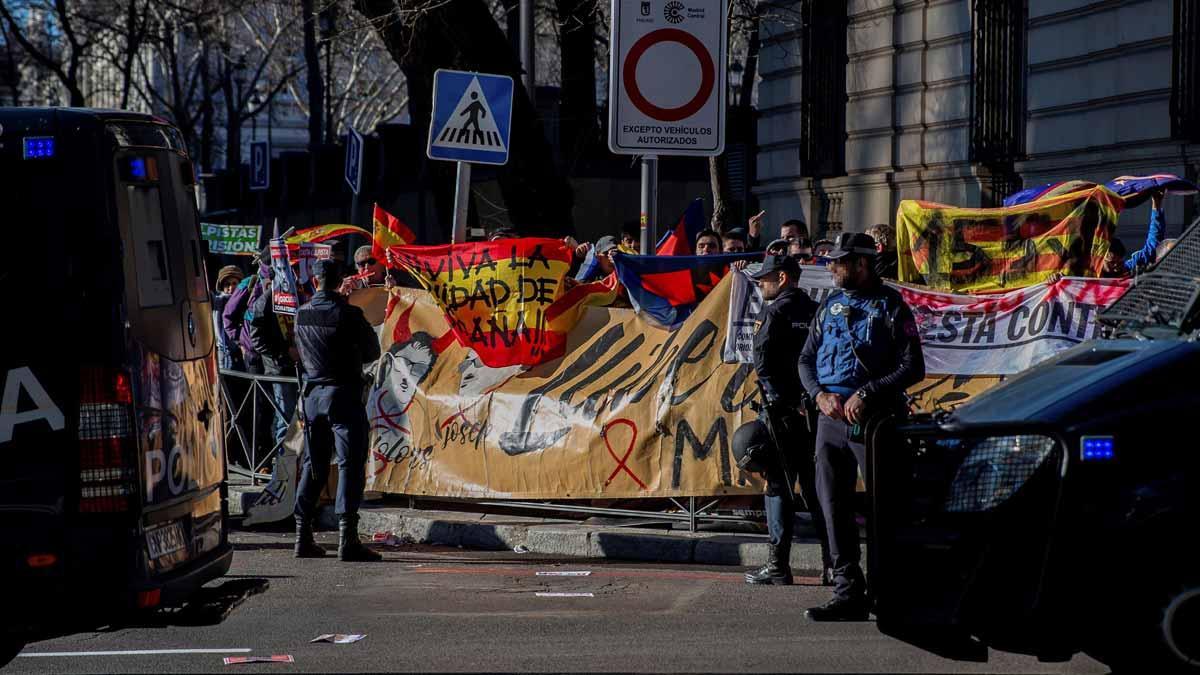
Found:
[351,245,387,287]
[723,228,748,253]
[293,258,383,562]
[620,222,641,253]
[1156,238,1178,261]
[214,265,245,370]
[246,274,298,448]
[695,229,723,256]
[865,224,899,279]
[813,239,835,259]
[790,236,816,264]
[764,238,789,256]
[1100,191,1168,278]
[222,264,263,372]
[798,232,925,621]
[574,235,619,283]
[489,226,519,241]
[740,254,833,587]
[747,212,809,251]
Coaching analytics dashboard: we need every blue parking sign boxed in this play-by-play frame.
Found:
[345,127,364,194]
[426,69,514,165]
[249,141,269,191]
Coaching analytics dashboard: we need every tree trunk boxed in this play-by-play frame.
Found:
[739,12,760,110]
[221,73,240,171]
[198,44,214,172]
[555,0,596,163]
[355,0,574,237]
[708,155,728,231]
[301,0,323,151]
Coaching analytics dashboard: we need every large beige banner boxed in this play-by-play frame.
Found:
[364,276,763,499]
[359,276,1005,500]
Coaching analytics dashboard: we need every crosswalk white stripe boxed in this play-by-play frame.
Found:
[20,648,253,657]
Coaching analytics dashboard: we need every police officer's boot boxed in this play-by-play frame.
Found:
[294,516,326,558]
[338,515,381,562]
[744,547,793,585]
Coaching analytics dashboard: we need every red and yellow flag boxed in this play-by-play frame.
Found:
[372,204,417,265]
[896,186,1120,293]
[390,238,616,367]
[285,223,370,246]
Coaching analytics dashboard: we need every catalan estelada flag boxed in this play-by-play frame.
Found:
[285,224,370,245]
[655,198,706,256]
[372,204,417,265]
[1004,174,1198,208]
[897,186,1121,293]
[613,251,759,328]
[390,238,615,367]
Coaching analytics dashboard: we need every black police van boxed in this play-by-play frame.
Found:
[0,109,232,661]
[867,227,1199,673]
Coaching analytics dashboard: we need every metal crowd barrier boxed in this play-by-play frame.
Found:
[216,369,758,531]
[218,368,298,484]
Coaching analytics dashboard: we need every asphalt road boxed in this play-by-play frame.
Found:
[8,530,1110,674]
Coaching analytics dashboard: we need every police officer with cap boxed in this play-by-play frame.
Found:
[293,257,382,562]
[734,255,833,586]
[799,231,925,620]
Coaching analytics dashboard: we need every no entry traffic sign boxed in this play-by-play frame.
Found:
[608,0,727,156]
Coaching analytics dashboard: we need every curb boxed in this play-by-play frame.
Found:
[312,505,864,571]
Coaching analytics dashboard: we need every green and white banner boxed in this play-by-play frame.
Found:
[200,223,262,256]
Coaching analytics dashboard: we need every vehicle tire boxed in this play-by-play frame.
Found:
[1088,578,1200,674]
[0,634,24,668]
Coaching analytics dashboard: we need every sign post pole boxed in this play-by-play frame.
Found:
[452,161,472,244]
[640,155,658,253]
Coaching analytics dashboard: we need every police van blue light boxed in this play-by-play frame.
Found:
[23,136,55,159]
[1080,436,1115,462]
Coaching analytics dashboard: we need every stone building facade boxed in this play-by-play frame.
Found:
[753,0,1200,243]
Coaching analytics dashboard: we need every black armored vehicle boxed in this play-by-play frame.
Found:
[868,223,1199,673]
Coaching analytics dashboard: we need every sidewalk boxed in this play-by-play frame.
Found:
[229,483,856,571]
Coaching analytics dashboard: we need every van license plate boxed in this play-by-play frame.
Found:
[146,522,187,560]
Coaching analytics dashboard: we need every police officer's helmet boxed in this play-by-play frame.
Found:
[732,419,776,474]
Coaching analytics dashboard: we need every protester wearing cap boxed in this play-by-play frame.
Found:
[723,228,748,253]
[739,255,834,587]
[293,257,383,563]
[213,266,245,370]
[798,232,925,621]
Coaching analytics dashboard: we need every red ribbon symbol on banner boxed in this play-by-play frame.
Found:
[601,418,645,490]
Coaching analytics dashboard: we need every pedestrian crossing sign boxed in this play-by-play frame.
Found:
[427,69,514,166]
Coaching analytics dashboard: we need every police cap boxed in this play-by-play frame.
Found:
[749,254,800,280]
[824,232,879,260]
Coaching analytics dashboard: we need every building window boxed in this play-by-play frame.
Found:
[970,0,1025,196]
[1173,0,1200,142]
[797,0,847,179]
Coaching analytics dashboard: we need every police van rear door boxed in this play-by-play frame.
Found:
[107,120,226,579]
[0,110,80,597]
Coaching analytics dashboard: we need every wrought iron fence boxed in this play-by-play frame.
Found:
[218,368,299,484]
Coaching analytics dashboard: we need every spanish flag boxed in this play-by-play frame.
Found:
[390,238,616,367]
[897,186,1120,293]
[372,204,417,266]
[285,223,370,245]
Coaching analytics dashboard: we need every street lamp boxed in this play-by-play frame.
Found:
[319,5,337,145]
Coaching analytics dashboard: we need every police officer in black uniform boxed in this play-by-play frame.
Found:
[799,232,925,620]
[738,255,833,586]
[293,258,382,562]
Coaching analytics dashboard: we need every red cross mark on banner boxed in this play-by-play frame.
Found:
[601,418,646,490]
